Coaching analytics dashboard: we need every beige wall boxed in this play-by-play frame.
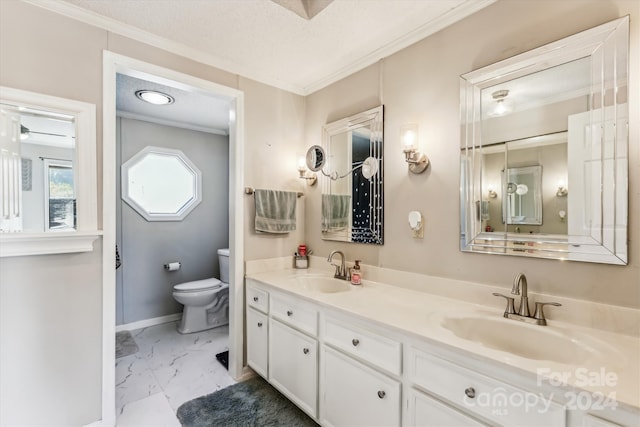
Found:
[304,0,640,309]
[0,1,304,425]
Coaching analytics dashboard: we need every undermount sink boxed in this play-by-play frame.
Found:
[441,315,604,365]
[295,276,352,293]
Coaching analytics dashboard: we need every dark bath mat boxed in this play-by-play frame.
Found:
[177,376,319,427]
[215,350,228,370]
[115,330,138,359]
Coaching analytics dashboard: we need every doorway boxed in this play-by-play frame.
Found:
[103,52,245,426]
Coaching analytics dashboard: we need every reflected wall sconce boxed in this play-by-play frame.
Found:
[556,180,568,197]
[401,124,429,174]
[487,185,497,198]
[297,155,317,186]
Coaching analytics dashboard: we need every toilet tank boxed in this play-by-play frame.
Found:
[217,248,230,283]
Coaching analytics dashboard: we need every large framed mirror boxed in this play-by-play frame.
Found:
[320,106,384,244]
[0,87,98,257]
[460,17,628,265]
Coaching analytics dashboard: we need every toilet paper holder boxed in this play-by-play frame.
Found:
[164,262,182,271]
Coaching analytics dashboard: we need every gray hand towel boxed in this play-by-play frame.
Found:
[321,194,351,231]
[254,189,297,233]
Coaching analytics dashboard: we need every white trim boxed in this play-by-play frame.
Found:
[26,0,496,95]
[301,0,498,94]
[115,313,181,332]
[0,231,101,257]
[102,51,245,427]
[82,420,104,427]
[116,110,228,136]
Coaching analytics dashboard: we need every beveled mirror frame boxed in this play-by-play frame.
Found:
[460,17,629,265]
[0,86,99,257]
[321,105,384,244]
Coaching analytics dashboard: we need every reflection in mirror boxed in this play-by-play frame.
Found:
[321,106,383,244]
[305,144,379,181]
[121,146,202,221]
[460,17,628,264]
[0,102,76,232]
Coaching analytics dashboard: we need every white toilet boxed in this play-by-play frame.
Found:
[172,248,230,334]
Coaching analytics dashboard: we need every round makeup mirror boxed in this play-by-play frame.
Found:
[306,145,325,171]
[361,157,378,180]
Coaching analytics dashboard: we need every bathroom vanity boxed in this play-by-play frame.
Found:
[245,267,639,427]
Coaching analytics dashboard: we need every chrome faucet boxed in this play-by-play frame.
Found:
[327,250,349,280]
[511,273,530,317]
[493,273,562,326]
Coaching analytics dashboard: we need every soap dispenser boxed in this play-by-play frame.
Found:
[350,260,362,285]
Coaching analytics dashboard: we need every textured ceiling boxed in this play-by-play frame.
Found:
[52,0,495,95]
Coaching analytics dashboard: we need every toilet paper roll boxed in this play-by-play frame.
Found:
[164,262,181,271]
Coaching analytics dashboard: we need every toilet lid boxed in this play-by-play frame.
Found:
[174,278,222,291]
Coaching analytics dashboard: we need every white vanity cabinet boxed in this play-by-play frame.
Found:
[407,388,489,427]
[321,346,401,427]
[246,307,268,378]
[267,291,319,418]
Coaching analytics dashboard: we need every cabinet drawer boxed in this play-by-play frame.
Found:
[408,347,566,427]
[271,293,318,336]
[247,284,268,313]
[324,317,401,375]
[321,346,401,427]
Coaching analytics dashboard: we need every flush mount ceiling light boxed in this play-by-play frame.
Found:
[489,89,513,117]
[135,90,175,105]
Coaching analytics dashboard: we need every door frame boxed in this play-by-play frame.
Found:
[102,51,245,426]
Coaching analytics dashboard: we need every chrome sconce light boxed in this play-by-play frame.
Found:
[297,154,317,186]
[401,124,429,174]
[487,184,498,198]
[556,180,568,197]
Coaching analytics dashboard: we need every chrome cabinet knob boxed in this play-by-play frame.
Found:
[377,390,386,399]
[257,322,263,327]
[286,310,293,316]
[303,348,309,355]
[253,296,258,302]
[352,338,360,347]
[465,387,476,398]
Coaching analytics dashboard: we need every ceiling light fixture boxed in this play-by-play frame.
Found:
[489,89,513,117]
[135,90,175,106]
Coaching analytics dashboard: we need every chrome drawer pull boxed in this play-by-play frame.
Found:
[257,322,263,327]
[253,296,258,302]
[465,387,476,398]
[352,338,360,347]
[377,390,386,399]
[303,348,309,355]
[287,310,293,316]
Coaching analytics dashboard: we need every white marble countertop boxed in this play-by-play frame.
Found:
[246,267,640,410]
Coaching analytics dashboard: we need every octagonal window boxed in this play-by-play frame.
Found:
[121,146,202,221]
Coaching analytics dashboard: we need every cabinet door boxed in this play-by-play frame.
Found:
[408,389,488,427]
[321,346,401,427]
[269,319,318,418]
[247,307,268,378]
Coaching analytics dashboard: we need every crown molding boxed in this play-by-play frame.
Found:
[23,0,307,95]
[302,0,497,94]
[24,0,496,96]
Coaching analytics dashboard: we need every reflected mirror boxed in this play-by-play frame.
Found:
[321,106,384,244]
[0,102,76,232]
[121,146,202,221]
[460,17,628,264]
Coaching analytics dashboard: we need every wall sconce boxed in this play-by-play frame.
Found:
[401,124,429,174]
[556,180,568,197]
[487,184,497,198]
[297,155,317,186]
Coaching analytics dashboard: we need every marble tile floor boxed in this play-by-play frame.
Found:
[116,321,236,426]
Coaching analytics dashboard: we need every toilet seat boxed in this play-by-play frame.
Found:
[174,278,222,292]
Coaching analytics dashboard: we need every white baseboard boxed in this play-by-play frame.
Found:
[115,313,182,332]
